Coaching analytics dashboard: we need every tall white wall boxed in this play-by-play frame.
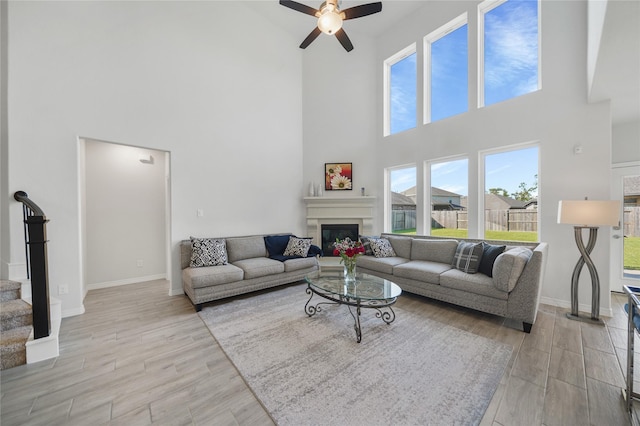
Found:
[302,35,379,201]
[613,122,640,164]
[303,0,618,314]
[6,1,304,316]
[84,140,167,288]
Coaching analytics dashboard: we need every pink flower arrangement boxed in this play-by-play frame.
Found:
[332,237,365,261]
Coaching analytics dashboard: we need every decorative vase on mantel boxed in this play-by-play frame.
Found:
[343,258,357,282]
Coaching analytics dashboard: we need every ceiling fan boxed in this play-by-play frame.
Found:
[279,0,383,52]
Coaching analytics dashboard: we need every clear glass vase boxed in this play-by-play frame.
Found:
[343,258,357,282]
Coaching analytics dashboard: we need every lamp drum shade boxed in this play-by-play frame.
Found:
[557,200,620,227]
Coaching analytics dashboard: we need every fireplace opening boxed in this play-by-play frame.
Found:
[321,224,359,257]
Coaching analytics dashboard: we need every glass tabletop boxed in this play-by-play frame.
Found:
[304,271,402,301]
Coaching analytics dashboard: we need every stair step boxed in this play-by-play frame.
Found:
[0,299,33,331]
[0,280,22,302]
[0,326,32,370]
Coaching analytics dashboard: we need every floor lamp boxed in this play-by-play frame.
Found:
[558,199,620,324]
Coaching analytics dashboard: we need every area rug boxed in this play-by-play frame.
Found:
[199,284,512,425]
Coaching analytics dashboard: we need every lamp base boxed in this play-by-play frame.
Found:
[566,312,605,326]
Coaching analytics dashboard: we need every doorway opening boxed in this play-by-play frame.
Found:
[78,137,172,295]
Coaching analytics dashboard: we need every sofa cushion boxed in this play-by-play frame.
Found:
[359,235,375,256]
[440,269,508,300]
[189,237,228,267]
[283,236,312,257]
[232,257,285,279]
[226,236,268,263]
[493,247,534,292]
[264,234,292,257]
[393,260,453,284]
[478,242,506,277]
[370,238,397,258]
[182,264,244,289]
[356,255,408,275]
[283,256,317,272]
[385,236,412,259]
[452,241,484,274]
[410,239,459,264]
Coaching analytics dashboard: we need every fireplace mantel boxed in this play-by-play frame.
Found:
[303,196,376,245]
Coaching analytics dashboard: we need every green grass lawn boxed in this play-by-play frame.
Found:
[626,237,640,271]
[394,228,538,242]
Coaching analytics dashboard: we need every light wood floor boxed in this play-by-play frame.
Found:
[0,279,637,425]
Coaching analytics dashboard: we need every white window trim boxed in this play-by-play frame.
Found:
[477,0,541,108]
[383,43,417,137]
[385,163,417,233]
[478,141,540,240]
[424,155,469,235]
[423,13,468,125]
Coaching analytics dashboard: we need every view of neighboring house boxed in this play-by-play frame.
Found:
[625,175,640,206]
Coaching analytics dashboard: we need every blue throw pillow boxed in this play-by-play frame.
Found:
[264,234,292,257]
[478,242,506,277]
[308,244,323,257]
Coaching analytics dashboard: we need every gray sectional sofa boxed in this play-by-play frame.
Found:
[356,233,548,332]
[181,234,320,311]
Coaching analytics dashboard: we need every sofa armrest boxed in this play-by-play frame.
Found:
[506,242,548,324]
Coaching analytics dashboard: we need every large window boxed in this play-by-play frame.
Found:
[384,44,417,136]
[428,158,469,238]
[482,145,539,241]
[424,14,468,123]
[388,166,417,234]
[479,0,540,107]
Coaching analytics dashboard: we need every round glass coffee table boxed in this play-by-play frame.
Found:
[304,271,402,343]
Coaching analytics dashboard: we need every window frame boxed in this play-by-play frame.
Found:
[423,13,468,125]
[385,164,417,233]
[383,43,417,137]
[424,156,470,236]
[477,0,541,108]
[478,142,540,241]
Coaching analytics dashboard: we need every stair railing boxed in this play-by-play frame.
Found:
[14,191,51,339]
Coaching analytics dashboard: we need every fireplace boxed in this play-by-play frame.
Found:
[321,224,359,257]
[303,195,376,251]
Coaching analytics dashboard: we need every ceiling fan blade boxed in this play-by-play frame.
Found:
[300,27,322,49]
[335,28,354,52]
[342,2,382,20]
[279,0,319,17]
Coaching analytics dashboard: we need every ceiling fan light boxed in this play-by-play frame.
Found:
[318,10,342,35]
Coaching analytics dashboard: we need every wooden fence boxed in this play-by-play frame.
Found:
[431,210,538,232]
[625,207,640,237]
[393,207,640,236]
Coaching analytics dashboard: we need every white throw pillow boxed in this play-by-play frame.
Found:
[190,237,228,267]
[370,238,397,258]
[283,236,312,257]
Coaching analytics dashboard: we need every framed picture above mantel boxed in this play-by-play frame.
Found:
[325,163,352,191]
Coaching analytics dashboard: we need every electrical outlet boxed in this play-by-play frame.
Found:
[58,285,69,295]
[137,259,144,267]
[197,209,204,217]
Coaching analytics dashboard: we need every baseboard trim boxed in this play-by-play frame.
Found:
[539,296,613,318]
[87,274,166,291]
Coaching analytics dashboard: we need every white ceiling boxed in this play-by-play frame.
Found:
[247,0,640,126]
[247,0,428,39]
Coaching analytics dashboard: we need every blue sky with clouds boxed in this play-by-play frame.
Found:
[391,145,538,198]
[389,0,539,198]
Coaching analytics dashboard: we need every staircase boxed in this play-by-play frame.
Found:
[0,280,33,370]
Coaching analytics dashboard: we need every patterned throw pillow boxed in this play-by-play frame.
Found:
[370,238,396,258]
[451,241,484,274]
[283,236,312,257]
[190,237,228,267]
[359,236,375,256]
